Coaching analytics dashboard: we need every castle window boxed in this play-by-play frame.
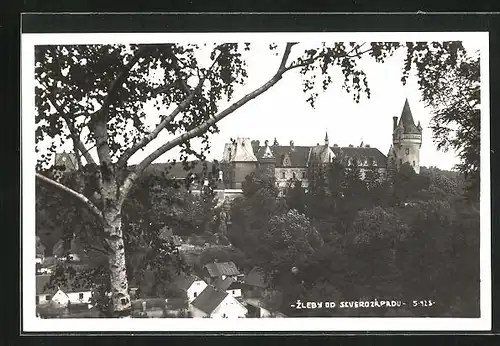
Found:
[302,172,306,179]
[399,159,403,165]
[405,148,409,155]
[413,160,415,166]
[292,172,296,179]
[281,171,286,179]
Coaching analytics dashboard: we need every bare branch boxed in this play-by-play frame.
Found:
[36,173,106,227]
[85,244,110,256]
[117,43,298,206]
[116,52,222,169]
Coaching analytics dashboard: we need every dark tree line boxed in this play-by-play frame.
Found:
[226,161,480,317]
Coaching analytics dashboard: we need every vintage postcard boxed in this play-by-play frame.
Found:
[21,27,490,332]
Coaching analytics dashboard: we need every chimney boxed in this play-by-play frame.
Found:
[348,144,354,148]
[333,144,338,147]
[393,116,398,130]
[365,144,370,148]
[290,140,295,151]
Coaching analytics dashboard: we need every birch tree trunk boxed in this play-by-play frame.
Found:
[104,208,131,314]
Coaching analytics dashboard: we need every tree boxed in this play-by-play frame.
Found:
[34,40,468,315]
[227,168,286,258]
[412,49,480,201]
[260,209,324,287]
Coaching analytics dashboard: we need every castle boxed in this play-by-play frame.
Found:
[220,99,423,191]
[50,99,423,197]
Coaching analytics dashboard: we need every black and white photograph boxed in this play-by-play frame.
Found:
[22,29,490,332]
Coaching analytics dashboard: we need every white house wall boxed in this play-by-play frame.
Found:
[227,288,242,298]
[36,294,52,305]
[190,305,208,318]
[51,289,70,306]
[211,295,247,318]
[187,281,208,303]
[66,291,92,304]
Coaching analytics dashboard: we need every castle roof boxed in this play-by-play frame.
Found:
[255,144,387,168]
[397,99,421,134]
[332,146,387,167]
[256,145,311,168]
[223,138,258,162]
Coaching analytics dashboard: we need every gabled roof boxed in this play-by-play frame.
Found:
[332,147,387,167]
[256,146,311,168]
[36,274,91,295]
[255,144,387,168]
[204,262,241,277]
[174,274,202,291]
[244,267,269,289]
[141,161,215,179]
[36,275,54,295]
[191,286,228,315]
[165,297,188,310]
[213,276,236,291]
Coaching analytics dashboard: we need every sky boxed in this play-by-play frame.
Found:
[34,34,484,171]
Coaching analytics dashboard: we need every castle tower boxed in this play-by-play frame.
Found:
[390,99,423,174]
[221,138,258,189]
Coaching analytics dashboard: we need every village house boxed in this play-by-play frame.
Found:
[36,274,92,307]
[242,267,269,299]
[203,261,244,284]
[173,274,208,303]
[240,267,286,318]
[158,226,183,248]
[213,276,243,299]
[189,285,247,318]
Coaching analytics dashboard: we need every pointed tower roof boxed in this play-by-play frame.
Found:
[324,130,329,146]
[232,138,258,162]
[261,140,274,159]
[398,99,421,134]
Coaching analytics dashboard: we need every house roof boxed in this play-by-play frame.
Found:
[131,298,167,310]
[36,274,91,295]
[165,298,188,310]
[191,286,228,315]
[36,275,55,295]
[174,274,202,291]
[213,277,236,291]
[204,262,241,277]
[140,161,216,180]
[244,267,269,289]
